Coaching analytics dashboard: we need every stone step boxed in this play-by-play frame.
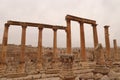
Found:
[0,67,6,75]
[4,73,27,78]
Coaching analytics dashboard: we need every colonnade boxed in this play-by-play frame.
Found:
[0,15,119,73]
[66,15,98,61]
[1,21,66,72]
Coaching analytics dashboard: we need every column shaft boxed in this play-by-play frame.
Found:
[92,24,98,48]
[20,25,27,63]
[53,28,57,59]
[1,23,9,64]
[38,27,43,62]
[80,22,86,61]
[66,19,71,54]
[113,39,118,61]
[104,26,110,59]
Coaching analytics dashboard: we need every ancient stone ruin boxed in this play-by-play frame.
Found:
[0,15,120,80]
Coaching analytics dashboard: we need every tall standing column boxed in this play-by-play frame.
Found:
[20,25,27,63]
[53,28,57,59]
[18,25,27,73]
[92,24,98,48]
[66,19,71,54]
[1,23,9,64]
[38,27,43,63]
[104,25,110,60]
[113,39,118,61]
[79,22,86,61]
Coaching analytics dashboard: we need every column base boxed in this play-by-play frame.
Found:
[18,62,25,74]
[0,63,6,75]
[36,62,43,71]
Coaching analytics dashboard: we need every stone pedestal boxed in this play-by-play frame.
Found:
[59,54,75,80]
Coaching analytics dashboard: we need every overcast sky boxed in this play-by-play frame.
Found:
[0,0,120,48]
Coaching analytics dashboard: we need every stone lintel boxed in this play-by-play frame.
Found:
[7,20,66,30]
[66,15,96,24]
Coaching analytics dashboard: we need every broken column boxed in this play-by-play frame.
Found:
[59,54,75,80]
[95,44,105,65]
[92,24,98,48]
[113,39,118,61]
[93,44,110,75]
[104,25,110,60]
[19,24,27,73]
[37,27,43,70]
[79,22,86,61]
[66,19,72,54]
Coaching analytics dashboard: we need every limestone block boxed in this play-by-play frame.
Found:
[100,75,110,80]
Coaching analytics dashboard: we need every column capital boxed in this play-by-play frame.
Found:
[79,21,84,24]
[38,27,43,30]
[22,25,27,29]
[5,23,10,28]
[104,25,110,28]
[66,18,71,23]
[113,39,116,42]
[53,28,58,31]
[92,24,97,27]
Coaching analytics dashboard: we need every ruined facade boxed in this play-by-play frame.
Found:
[0,15,120,80]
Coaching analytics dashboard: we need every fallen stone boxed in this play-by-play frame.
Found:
[100,75,110,80]
[94,73,103,80]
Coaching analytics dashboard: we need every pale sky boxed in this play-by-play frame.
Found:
[0,0,120,48]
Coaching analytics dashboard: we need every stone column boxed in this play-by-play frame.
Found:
[113,39,118,61]
[53,28,57,59]
[37,27,43,69]
[79,22,86,61]
[104,25,110,60]
[66,19,71,54]
[20,25,27,63]
[92,24,98,48]
[1,23,9,64]
[19,25,27,73]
